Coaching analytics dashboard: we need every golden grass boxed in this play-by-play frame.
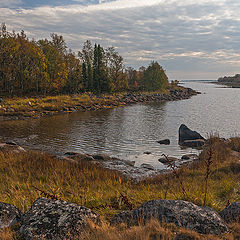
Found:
[0,136,240,239]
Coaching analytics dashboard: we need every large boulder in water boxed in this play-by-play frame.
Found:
[111,200,228,235]
[20,198,99,240]
[179,124,205,145]
[0,202,22,229]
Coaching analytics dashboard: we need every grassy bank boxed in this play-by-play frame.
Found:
[0,136,240,239]
[0,85,196,120]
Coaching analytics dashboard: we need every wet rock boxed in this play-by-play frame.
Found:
[219,202,240,223]
[140,163,155,171]
[64,152,95,161]
[157,139,170,145]
[181,139,205,148]
[179,124,205,145]
[111,200,228,235]
[0,202,22,229]
[158,156,178,164]
[181,154,199,161]
[20,198,99,240]
[0,142,26,153]
[144,151,151,155]
[92,153,112,161]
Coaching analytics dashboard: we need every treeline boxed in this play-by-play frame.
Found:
[0,24,169,96]
[218,74,240,83]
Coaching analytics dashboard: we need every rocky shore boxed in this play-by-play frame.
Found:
[0,86,198,121]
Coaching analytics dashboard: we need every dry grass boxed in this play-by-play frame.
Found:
[0,136,240,239]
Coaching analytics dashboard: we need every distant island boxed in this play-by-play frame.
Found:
[218,74,240,88]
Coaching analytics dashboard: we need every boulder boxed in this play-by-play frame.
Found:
[181,154,199,161]
[140,163,155,171]
[157,139,170,145]
[20,198,99,240]
[179,124,205,145]
[181,139,205,148]
[219,202,240,223]
[143,151,151,155]
[0,202,22,229]
[158,156,178,164]
[111,200,228,235]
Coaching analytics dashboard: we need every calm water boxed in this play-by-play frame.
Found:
[0,82,240,169]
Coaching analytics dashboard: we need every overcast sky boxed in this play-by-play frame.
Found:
[0,0,240,80]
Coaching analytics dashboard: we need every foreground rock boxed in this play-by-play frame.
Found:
[181,154,199,161]
[158,156,179,164]
[219,202,240,223]
[0,142,26,153]
[111,200,228,235]
[0,202,22,229]
[20,198,99,240]
[179,124,205,148]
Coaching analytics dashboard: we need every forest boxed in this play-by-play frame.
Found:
[0,24,169,96]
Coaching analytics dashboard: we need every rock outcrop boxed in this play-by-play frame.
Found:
[219,202,240,223]
[0,202,22,229]
[179,124,205,148]
[111,200,228,235]
[20,198,99,240]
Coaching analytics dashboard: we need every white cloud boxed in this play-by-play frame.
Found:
[0,0,21,8]
[1,0,240,79]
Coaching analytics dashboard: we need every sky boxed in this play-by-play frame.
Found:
[0,0,240,80]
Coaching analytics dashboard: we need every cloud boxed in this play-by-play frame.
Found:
[0,0,22,8]
[1,0,240,79]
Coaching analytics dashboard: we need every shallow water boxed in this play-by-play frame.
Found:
[0,81,239,169]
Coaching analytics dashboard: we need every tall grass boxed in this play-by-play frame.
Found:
[0,136,240,238]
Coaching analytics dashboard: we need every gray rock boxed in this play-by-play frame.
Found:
[219,202,240,223]
[0,143,26,153]
[20,198,99,240]
[0,202,22,229]
[181,139,205,148]
[143,151,151,155]
[158,156,178,164]
[181,154,199,161]
[140,163,155,171]
[111,200,228,235]
[179,124,205,145]
[92,153,111,161]
[157,139,170,145]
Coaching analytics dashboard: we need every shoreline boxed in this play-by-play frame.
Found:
[0,86,198,121]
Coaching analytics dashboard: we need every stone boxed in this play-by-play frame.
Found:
[26,101,32,106]
[20,198,99,240]
[158,156,178,164]
[157,139,170,145]
[0,142,26,153]
[143,151,151,155]
[0,202,22,229]
[179,124,205,145]
[111,200,228,235]
[181,154,199,161]
[140,163,155,171]
[219,202,240,223]
[181,139,205,148]
[92,153,111,161]
[66,153,95,162]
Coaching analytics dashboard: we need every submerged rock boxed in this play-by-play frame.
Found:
[181,154,199,161]
[20,198,99,240]
[111,200,228,235]
[181,139,205,148]
[158,156,178,164]
[219,202,240,223]
[0,202,22,229]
